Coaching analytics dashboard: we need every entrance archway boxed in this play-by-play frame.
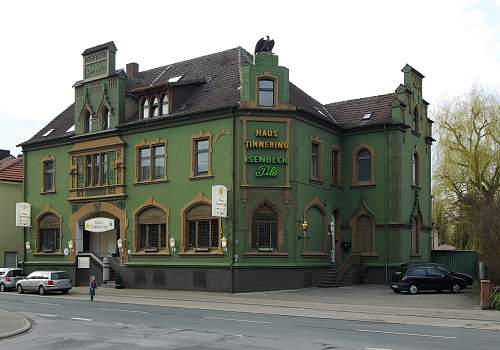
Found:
[69,202,128,263]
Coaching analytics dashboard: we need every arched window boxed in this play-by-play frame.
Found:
[136,206,167,251]
[412,151,419,186]
[102,106,111,130]
[38,213,60,253]
[161,94,169,116]
[185,203,219,251]
[258,78,274,107]
[82,110,91,133]
[151,97,159,117]
[356,149,372,183]
[142,99,149,119]
[411,215,420,255]
[252,204,278,250]
[356,215,374,254]
[412,106,419,132]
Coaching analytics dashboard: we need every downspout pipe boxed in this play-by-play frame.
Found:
[384,124,389,285]
[230,107,237,293]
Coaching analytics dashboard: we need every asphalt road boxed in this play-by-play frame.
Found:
[0,292,498,350]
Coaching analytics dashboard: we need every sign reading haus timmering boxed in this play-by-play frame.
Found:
[84,217,115,232]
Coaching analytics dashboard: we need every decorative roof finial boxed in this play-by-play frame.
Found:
[255,36,275,54]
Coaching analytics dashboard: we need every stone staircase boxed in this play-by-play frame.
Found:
[317,253,361,288]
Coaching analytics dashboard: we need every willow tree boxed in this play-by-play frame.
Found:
[433,87,499,282]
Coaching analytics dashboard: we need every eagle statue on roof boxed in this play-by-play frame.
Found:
[255,36,275,54]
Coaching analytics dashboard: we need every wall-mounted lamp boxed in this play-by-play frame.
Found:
[169,236,176,253]
[117,238,123,251]
[25,241,31,253]
[299,220,309,240]
[221,236,227,253]
[68,239,74,253]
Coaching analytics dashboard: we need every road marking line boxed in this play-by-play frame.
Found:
[98,307,148,314]
[354,329,457,339]
[36,313,58,317]
[365,347,393,350]
[26,301,60,306]
[203,316,272,324]
[71,317,92,321]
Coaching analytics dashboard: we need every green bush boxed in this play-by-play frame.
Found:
[492,290,500,311]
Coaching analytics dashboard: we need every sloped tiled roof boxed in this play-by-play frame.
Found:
[0,157,23,182]
[325,93,395,129]
[21,104,75,145]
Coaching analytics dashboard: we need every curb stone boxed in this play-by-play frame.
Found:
[0,310,32,340]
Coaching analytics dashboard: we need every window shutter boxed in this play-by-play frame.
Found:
[138,207,166,225]
[39,214,59,229]
[357,215,373,253]
[186,204,212,220]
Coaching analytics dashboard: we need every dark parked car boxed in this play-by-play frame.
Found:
[401,262,473,286]
[392,265,467,294]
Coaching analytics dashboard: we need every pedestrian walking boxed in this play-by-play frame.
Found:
[89,275,97,301]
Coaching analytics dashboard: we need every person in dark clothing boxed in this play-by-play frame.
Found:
[89,275,97,301]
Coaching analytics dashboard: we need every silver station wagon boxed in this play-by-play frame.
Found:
[16,271,72,295]
[0,268,27,292]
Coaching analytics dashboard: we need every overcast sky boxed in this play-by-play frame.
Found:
[0,0,499,155]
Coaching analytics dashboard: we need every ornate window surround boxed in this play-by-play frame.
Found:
[190,131,213,179]
[302,196,329,256]
[352,143,376,187]
[41,155,56,194]
[244,200,287,256]
[135,138,168,184]
[34,206,63,255]
[179,193,222,255]
[132,198,170,255]
[349,200,377,256]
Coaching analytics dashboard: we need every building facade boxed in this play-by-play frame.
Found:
[19,40,433,291]
[0,156,23,268]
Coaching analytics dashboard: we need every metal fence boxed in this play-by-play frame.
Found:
[431,250,479,279]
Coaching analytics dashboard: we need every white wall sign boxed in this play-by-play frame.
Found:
[16,202,31,227]
[212,185,228,217]
[84,217,114,232]
[78,256,90,269]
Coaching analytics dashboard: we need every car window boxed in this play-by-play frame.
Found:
[11,270,27,277]
[425,268,443,276]
[435,265,450,274]
[51,272,69,280]
[407,268,427,277]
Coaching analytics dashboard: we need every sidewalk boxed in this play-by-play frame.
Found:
[66,286,500,331]
[0,310,31,340]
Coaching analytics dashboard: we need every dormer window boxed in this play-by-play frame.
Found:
[151,97,159,117]
[102,106,111,129]
[161,94,169,115]
[83,110,91,133]
[142,99,150,119]
[258,78,274,107]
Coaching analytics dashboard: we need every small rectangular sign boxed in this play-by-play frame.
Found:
[78,257,90,269]
[212,185,228,217]
[84,217,114,232]
[16,202,31,227]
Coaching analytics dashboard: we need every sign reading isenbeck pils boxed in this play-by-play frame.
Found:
[244,129,288,177]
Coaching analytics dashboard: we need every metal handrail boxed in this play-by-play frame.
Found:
[336,252,361,283]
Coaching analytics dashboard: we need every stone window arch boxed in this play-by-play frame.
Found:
[303,196,328,255]
[352,144,375,186]
[151,96,159,117]
[82,109,92,133]
[160,93,169,115]
[350,200,376,255]
[36,211,61,253]
[251,202,279,251]
[135,203,168,252]
[182,196,220,252]
[141,98,150,119]
[101,105,111,130]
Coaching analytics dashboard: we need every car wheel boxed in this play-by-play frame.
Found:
[38,286,46,296]
[17,284,24,294]
[0,283,6,292]
[452,283,461,293]
[409,284,418,295]
[61,289,69,295]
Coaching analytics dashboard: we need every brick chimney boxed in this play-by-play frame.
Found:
[126,62,139,78]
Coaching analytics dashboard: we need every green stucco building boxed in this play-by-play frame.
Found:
[19,40,433,291]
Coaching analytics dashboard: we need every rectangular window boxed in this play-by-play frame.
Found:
[101,153,108,185]
[331,148,340,185]
[139,147,151,181]
[311,142,320,179]
[40,228,60,252]
[43,160,55,192]
[258,79,274,107]
[85,155,92,187]
[187,219,219,249]
[153,145,165,180]
[93,154,100,186]
[138,224,167,250]
[194,139,209,176]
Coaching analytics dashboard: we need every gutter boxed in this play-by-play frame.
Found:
[384,124,389,285]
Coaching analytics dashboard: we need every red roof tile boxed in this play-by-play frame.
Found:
[0,157,23,182]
